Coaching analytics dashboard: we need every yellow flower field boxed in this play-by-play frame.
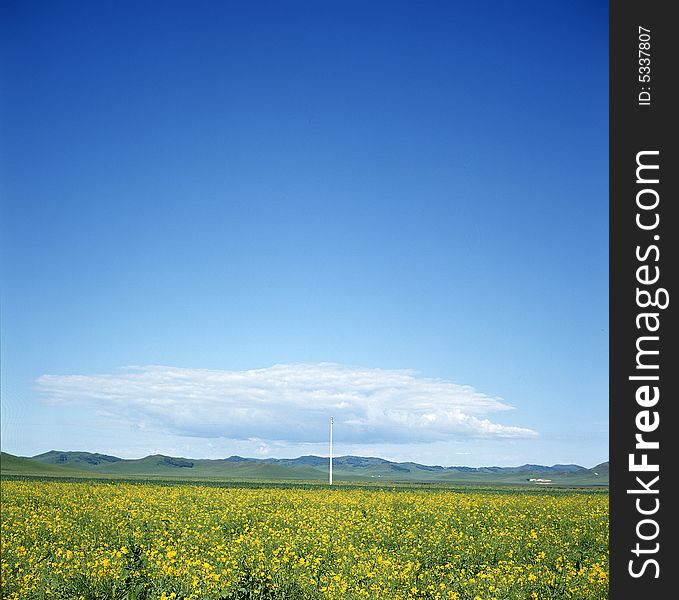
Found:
[0,480,608,599]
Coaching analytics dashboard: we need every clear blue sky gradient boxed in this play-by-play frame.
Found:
[1,1,608,466]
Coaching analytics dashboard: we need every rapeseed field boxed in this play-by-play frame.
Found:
[0,480,607,599]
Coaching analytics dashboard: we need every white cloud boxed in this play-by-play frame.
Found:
[36,363,537,444]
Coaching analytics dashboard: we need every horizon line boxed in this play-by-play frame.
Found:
[3,449,609,471]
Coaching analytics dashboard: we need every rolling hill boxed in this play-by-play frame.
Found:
[0,452,90,477]
[1,451,608,485]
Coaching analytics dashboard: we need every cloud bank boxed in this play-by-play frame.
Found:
[36,363,537,444]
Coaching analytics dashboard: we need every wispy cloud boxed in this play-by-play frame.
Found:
[36,363,537,444]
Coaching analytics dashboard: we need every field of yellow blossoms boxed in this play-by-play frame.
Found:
[1,479,607,599]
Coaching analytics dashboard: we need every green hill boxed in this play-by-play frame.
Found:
[0,452,89,477]
[31,450,123,469]
[2,450,608,486]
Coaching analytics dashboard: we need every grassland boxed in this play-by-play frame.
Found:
[1,477,608,599]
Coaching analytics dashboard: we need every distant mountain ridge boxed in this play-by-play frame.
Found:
[1,451,608,485]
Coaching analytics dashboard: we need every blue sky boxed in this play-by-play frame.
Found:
[1,1,608,467]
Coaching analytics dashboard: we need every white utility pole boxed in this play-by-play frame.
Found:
[329,416,333,486]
